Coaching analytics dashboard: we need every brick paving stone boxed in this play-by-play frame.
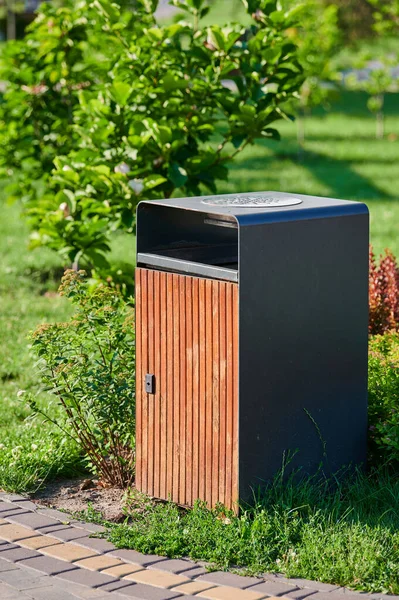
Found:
[74,536,117,553]
[179,566,208,579]
[284,589,318,600]
[0,517,7,524]
[0,581,31,599]
[0,494,26,503]
[149,559,204,575]
[0,558,18,572]
[36,508,73,522]
[0,542,18,552]
[196,572,261,589]
[25,585,83,600]
[0,568,49,590]
[0,502,21,512]
[196,586,267,600]
[99,579,138,593]
[0,523,40,542]
[246,582,300,597]
[44,526,90,541]
[172,581,217,595]
[71,521,106,534]
[56,566,117,588]
[6,512,61,530]
[19,555,78,575]
[309,595,357,600]
[101,564,145,578]
[263,576,339,593]
[75,555,123,571]
[41,542,98,562]
[0,507,30,518]
[115,582,182,599]
[19,536,62,550]
[0,546,39,562]
[12,500,38,511]
[108,549,168,567]
[124,569,190,589]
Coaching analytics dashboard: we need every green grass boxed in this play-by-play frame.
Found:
[101,467,399,594]
[217,90,399,257]
[0,197,84,493]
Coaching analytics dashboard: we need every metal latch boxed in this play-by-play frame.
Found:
[145,374,155,395]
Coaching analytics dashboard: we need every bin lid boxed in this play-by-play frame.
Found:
[139,191,368,226]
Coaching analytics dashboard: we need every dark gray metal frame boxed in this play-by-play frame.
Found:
[136,191,369,503]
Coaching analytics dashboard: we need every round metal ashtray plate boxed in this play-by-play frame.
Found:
[202,195,303,208]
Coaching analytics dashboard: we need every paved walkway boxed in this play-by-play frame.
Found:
[0,493,396,600]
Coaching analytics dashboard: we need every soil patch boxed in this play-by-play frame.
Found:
[32,477,127,523]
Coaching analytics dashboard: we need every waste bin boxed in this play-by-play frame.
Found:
[135,191,369,511]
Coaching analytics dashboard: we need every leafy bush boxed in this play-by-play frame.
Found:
[368,332,399,465]
[29,270,135,487]
[369,245,399,335]
[0,0,304,271]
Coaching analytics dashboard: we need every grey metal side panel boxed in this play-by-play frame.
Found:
[238,213,369,502]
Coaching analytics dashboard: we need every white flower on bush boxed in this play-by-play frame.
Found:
[0,443,5,450]
[128,178,144,195]
[114,162,130,175]
[62,165,72,171]
[17,390,26,397]
[31,443,38,451]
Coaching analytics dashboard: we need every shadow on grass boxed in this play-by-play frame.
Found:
[230,149,394,202]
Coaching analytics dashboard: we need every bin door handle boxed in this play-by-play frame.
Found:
[145,374,155,395]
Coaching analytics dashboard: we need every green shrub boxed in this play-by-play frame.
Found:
[29,270,135,487]
[368,332,399,465]
[0,0,304,271]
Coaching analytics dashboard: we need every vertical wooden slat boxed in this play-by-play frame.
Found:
[166,273,174,499]
[192,276,200,504]
[153,270,161,499]
[205,279,213,508]
[140,269,148,494]
[185,277,193,507]
[147,269,155,496]
[135,269,142,490]
[172,274,180,503]
[212,281,220,508]
[225,283,233,510]
[136,268,238,510]
[179,276,186,505]
[198,278,206,502]
[160,272,167,499]
[232,284,239,510]
[219,282,227,507]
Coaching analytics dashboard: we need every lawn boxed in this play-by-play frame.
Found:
[1,89,399,591]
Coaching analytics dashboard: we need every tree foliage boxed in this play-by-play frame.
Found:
[0,0,304,271]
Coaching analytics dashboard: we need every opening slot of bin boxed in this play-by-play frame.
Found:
[137,203,238,273]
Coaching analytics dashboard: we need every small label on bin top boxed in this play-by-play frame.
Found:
[202,195,303,208]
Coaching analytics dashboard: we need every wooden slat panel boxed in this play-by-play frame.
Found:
[192,276,200,503]
[147,269,155,496]
[185,277,193,507]
[198,278,206,502]
[205,279,213,508]
[172,274,180,503]
[136,268,238,510]
[135,269,142,491]
[166,273,174,498]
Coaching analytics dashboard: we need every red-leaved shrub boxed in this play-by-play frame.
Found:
[369,246,399,335]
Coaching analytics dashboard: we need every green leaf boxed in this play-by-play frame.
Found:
[110,81,131,107]
[143,175,168,190]
[168,163,188,188]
